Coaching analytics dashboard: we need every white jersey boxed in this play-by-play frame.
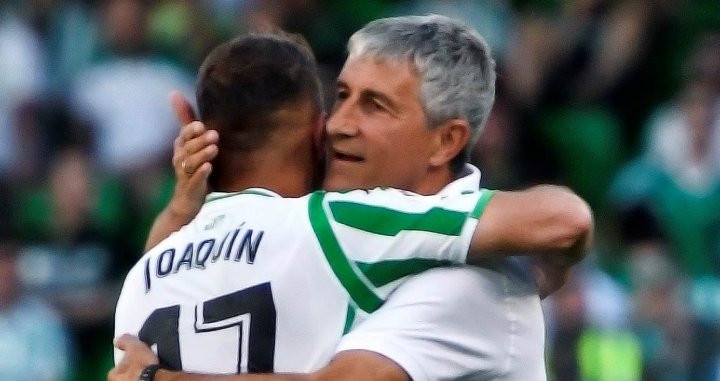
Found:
[337,165,546,381]
[114,187,494,374]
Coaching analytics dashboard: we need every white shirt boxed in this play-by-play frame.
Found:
[337,165,547,380]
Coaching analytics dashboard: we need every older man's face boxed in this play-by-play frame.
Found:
[323,56,436,192]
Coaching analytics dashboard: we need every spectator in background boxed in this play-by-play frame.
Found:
[545,263,642,381]
[500,0,675,209]
[70,0,194,175]
[645,81,719,198]
[0,6,46,181]
[0,236,72,381]
[69,0,195,253]
[19,0,101,93]
[611,58,720,278]
[146,1,224,71]
[15,146,125,317]
[631,244,690,381]
[609,33,720,380]
[12,145,125,381]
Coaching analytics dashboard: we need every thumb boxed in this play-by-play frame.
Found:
[170,90,197,125]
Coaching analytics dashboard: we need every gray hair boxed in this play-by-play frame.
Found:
[348,14,496,168]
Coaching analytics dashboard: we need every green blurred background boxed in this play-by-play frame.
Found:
[0,0,719,380]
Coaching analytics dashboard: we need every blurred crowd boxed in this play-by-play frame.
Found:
[0,0,718,380]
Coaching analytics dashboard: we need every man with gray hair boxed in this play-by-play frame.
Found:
[322,14,497,194]
[111,14,584,381]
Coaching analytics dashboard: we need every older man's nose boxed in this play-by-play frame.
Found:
[327,105,360,137]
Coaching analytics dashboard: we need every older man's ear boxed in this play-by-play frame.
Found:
[428,119,470,168]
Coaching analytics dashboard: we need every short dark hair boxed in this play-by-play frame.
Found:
[196,32,323,153]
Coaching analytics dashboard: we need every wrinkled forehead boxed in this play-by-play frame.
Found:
[344,50,419,76]
[338,55,420,95]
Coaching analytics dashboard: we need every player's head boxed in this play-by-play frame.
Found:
[197,32,324,191]
[324,14,496,193]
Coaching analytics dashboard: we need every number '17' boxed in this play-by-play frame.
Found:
[138,282,277,372]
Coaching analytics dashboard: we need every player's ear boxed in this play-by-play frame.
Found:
[428,119,470,168]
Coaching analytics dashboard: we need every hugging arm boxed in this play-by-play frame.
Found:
[109,335,407,381]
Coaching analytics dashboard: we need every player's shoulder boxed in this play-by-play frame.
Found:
[135,189,314,270]
[197,189,313,227]
[202,188,308,210]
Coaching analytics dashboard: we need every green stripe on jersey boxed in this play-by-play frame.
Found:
[342,305,356,335]
[471,189,496,219]
[329,202,467,236]
[308,192,383,313]
[356,258,453,287]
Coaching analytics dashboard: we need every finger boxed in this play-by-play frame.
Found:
[178,121,207,145]
[181,144,218,174]
[187,162,212,187]
[182,130,219,158]
[174,123,207,170]
[181,163,212,200]
[173,134,205,170]
[170,91,197,125]
[196,162,212,178]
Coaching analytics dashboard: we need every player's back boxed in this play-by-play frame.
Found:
[115,189,350,374]
[114,187,486,374]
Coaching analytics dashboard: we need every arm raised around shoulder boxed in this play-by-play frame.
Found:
[468,185,593,264]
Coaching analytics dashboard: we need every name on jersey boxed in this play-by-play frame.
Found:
[144,226,265,292]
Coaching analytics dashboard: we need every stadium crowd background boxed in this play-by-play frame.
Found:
[0,0,719,380]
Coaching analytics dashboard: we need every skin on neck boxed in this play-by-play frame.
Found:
[213,146,315,197]
[413,165,456,195]
[211,99,322,198]
[395,118,472,195]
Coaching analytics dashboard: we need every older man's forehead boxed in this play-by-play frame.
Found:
[338,57,420,99]
[342,54,415,75]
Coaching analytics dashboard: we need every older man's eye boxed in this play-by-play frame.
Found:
[371,99,387,112]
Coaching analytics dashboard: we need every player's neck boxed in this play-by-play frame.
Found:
[212,145,316,197]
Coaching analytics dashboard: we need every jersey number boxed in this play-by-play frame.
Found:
[139,282,277,372]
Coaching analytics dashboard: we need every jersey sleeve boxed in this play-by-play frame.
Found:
[306,187,495,313]
[335,266,547,381]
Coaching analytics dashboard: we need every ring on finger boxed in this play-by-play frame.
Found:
[181,160,192,174]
